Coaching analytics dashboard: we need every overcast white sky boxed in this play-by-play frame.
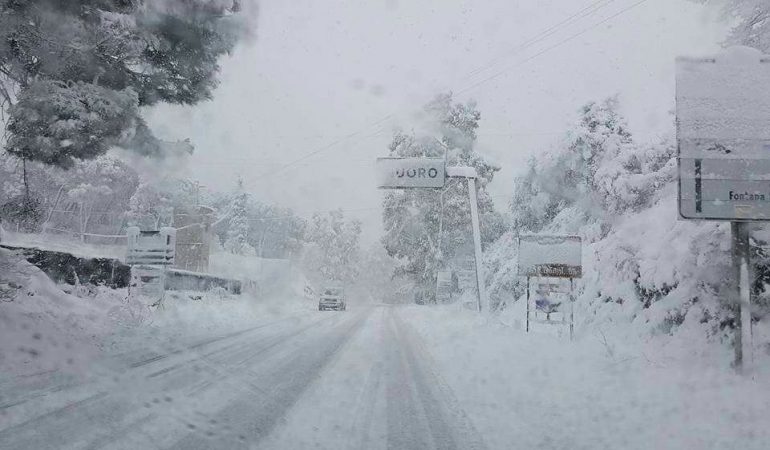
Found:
[146,0,728,243]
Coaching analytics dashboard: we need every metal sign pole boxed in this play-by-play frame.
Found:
[569,278,575,341]
[467,176,487,313]
[732,221,753,371]
[526,276,530,333]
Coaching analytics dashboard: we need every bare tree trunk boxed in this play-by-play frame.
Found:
[22,156,29,201]
[41,185,65,233]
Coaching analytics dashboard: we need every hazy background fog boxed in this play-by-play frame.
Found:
[145,0,728,243]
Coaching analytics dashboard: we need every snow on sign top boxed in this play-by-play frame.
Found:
[126,227,176,266]
[376,157,446,189]
[518,235,582,278]
[676,46,770,221]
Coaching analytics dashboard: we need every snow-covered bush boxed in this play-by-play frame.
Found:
[494,96,745,341]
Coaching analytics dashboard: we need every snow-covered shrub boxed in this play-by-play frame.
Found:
[484,231,522,311]
[496,96,743,340]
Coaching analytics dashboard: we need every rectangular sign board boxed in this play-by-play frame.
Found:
[126,227,176,266]
[676,48,770,220]
[376,157,445,189]
[518,235,582,278]
[129,265,166,300]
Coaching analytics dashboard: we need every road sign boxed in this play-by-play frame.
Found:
[518,235,582,279]
[126,227,176,266]
[677,46,770,221]
[676,46,766,371]
[376,157,445,189]
[129,264,166,301]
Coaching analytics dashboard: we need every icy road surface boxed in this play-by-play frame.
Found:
[0,306,486,450]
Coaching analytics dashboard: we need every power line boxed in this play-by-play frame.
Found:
[251,115,392,181]
[463,0,616,80]
[456,0,650,96]
[233,0,650,184]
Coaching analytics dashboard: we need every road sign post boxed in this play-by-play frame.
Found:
[676,46,770,370]
[126,227,176,304]
[518,234,582,340]
[732,222,753,370]
[376,158,488,313]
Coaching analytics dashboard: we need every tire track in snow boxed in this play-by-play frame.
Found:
[385,307,487,450]
[0,312,347,450]
[166,309,371,450]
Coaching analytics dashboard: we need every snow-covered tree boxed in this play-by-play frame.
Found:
[208,189,306,259]
[355,245,410,304]
[127,183,173,230]
[62,155,137,242]
[248,204,307,259]
[223,180,255,255]
[0,0,248,167]
[510,97,673,237]
[696,0,770,51]
[304,210,362,285]
[381,92,505,302]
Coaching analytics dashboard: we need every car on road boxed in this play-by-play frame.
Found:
[318,286,346,311]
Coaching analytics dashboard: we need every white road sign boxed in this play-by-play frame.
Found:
[518,235,582,278]
[677,46,770,220]
[126,227,176,266]
[376,157,445,189]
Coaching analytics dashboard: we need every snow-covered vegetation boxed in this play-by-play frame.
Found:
[484,94,770,351]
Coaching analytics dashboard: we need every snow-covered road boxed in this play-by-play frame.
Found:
[0,306,486,450]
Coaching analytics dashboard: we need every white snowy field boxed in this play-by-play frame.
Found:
[0,248,315,378]
[400,303,770,450]
[3,245,770,449]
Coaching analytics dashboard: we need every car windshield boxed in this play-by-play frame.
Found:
[2,2,770,449]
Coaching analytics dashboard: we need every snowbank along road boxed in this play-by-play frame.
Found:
[0,305,486,450]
